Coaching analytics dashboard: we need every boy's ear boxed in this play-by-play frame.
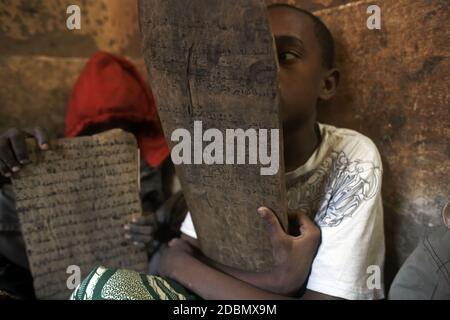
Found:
[318,68,340,101]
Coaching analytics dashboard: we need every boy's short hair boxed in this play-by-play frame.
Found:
[268,3,335,69]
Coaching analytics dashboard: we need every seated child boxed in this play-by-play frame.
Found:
[71,4,385,300]
[389,202,450,300]
[0,52,183,299]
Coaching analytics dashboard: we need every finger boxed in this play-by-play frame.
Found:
[132,241,146,249]
[126,233,153,244]
[124,232,151,247]
[168,238,180,247]
[126,223,153,236]
[0,137,20,172]
[169,238,190,249]
[8,130,30,164]
[131,214,155,225]
[295,211,320,238]
[169,238,188,248]
[34,127,49,150]
[0,160,12,178]
[257,207,285,245]
[24,127,49,150]
[168,238,194,255]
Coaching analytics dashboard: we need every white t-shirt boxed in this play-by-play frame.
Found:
[180,123,385,300]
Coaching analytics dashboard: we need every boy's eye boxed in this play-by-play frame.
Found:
[278,52,299,63]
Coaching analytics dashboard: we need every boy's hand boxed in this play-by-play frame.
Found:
[157,238,195,278]
[257,206,321,295]
[0,127,49,177]
[124,214,156,249]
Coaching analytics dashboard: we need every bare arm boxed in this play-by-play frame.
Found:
[206,260,342,299]
[161,239,341,300]
[159,208,342,299]
[167,248,295,300]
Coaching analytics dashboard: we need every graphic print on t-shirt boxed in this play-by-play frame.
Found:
[288,151,381,228]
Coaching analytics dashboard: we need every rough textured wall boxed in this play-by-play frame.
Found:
[313,0,449,284]
[0,0,141,57]
[0,0,144,137]
[0,56,86,137]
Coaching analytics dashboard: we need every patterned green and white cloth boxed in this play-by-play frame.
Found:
[70,266,199,300]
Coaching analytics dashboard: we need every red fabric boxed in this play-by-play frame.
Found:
[65,51,169,167]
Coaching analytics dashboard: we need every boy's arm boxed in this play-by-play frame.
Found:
[160,208,322,299]
[161,243,294,300]
[203,259,341,299]
[181,212,340,300]
[160,239,340,300]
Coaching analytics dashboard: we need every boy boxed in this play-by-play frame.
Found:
[156,4,385,300]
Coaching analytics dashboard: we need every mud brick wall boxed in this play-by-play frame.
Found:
[0,0,448,289]
[0,0,145,136]
[313,0,448,285]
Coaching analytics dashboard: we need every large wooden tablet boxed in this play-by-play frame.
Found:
[139,0,287,271]
[11,129,148,299]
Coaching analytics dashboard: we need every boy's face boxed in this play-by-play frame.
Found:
[268,8,326,129]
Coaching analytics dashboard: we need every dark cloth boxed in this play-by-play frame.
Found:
[0,184,20,232]
[65,51,170,168]
[0,255,34,299]
[0,180,35,299]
